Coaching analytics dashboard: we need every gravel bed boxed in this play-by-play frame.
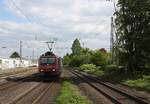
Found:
[64,70,113,104]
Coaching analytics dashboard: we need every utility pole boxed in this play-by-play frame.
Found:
[110,17,114,64]
[19,40,22,67]
[82,42,85,48]
[32,48,34,64]
[32,34,37,64]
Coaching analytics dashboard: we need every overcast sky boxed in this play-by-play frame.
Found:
[0,0,116,58]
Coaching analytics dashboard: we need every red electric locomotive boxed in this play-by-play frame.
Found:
[38,51,62,76]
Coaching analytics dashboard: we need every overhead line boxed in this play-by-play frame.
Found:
[10,0,32,23]
[10,0,57,31]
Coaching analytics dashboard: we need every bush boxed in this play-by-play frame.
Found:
[105,65,119,74]
[69,55,83,67]
[97,66,102,70]
[79,64,104,76]
[90,50,108,69]
[63,55,71,67]
[93,70,104,76]
[80,64,97,72]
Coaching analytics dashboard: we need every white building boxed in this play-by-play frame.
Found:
[0,57,33,70]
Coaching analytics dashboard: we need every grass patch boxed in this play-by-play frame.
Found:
[99,71,150,92]
[78,66,150,92]
[72,66,150,92]
[85,70,104,76]
[123,75,150,92]
[55,78,93,104]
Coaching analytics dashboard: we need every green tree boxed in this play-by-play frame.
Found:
[69,55,83,67]
[63,53,71,66]
[65,50,92,67]
[71,38,82,55]
[115,0,150,72]
[91,50,107,69]
[10,51,20,58]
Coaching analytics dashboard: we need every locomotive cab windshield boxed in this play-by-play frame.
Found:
[40,57,55,64]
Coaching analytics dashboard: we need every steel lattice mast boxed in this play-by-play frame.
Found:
[110,17,115,64]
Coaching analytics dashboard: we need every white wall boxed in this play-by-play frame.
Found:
[0,57,33,70]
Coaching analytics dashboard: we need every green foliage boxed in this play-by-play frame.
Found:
[63,54,71,66]
[71,38,82,55]
[63,49,109,69]
[10,51,20,58]
[55,81,92,104]
[80,48,93,64]
[80,64,97,72]
[63,45,93,67]
[91,50,108,69]
[115,0,150,72]
[63,38,110,74]
[124,75,150,92]
[69,55,83,67]
[105,65,119,74]
[79,64,104,76]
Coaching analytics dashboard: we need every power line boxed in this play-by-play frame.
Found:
[10,0,32,23]
[10,0,40,61]
[10,0,63,32]
[10,0,57,32]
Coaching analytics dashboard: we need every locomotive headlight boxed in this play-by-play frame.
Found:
[52,69,55,71]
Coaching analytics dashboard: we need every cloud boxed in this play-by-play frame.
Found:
[0,0,115,57]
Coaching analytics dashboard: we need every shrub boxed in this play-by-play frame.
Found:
[93,70,104,76]
[80,64,97,72]
[79,64,104,76]
[105,65,119,74]
[63,55,71,67]
[90,50,108,69]
[69,55,83,67]
[97,66,102,70]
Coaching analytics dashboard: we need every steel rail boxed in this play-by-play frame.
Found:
[0,73,37,90]
[31,81,56,104]
[8,83,41,104]
[71,70,149,104]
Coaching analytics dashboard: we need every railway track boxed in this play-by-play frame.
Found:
[0,71,37,91]
[0,71,60,104]
[8,83,42,104]
[8,82,54,104]
[0,75,38,91]
[70,70,149,104]
[0,67,37,80]
[31,81,59,104]
[0,69,36,80]
[8,81,56,104]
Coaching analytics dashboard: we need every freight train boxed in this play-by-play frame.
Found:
[38,51,62,76]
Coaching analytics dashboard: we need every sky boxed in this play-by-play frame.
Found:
[0,0,116,58]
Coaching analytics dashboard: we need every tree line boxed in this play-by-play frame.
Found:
[63,38,111,74]
[114,0,150,73]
